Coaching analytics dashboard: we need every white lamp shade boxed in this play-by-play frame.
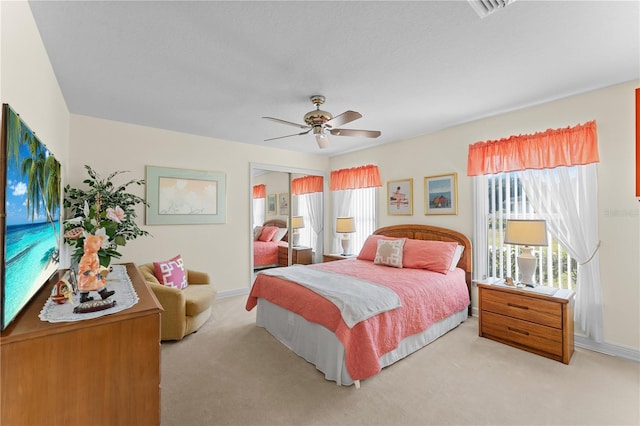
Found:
[291,216,305,229]
[504,220,548,247]
[336,217,355,233]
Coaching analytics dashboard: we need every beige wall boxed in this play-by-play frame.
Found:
[330,81,640,350]
[68,115,328,295]
[1,0,70,171]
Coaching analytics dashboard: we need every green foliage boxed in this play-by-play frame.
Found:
[63,165,150,267]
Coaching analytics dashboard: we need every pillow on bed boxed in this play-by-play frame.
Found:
[449,245,465,271]
[253,226,263,241]
[374,238,406,268]
[402,239,458,274]
[258,226,279,242]
[271,227,288,242]
[153,254,188,290]
[357,235,403,261]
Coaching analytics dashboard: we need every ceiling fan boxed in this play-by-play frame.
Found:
[262,95,381,149]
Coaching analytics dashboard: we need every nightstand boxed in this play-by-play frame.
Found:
[278,245,312,266]
[323,253,356,262]
[478,281,575,364]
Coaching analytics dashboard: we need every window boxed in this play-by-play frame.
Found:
[330,165,381,255]
[481,172,577,290]
[295,193,315,248]
[347,187,377,254]
[468,121,603,341]
[252,184,266,227]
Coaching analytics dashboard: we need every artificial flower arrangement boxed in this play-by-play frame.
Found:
[63,165,150,268]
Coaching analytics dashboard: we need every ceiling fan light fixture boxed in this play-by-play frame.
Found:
[314,127,329,149]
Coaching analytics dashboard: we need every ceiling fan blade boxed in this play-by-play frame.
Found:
[264,128,312,142]
[325,110,362,128]
[262,116,310,130]
[329,128,381,138]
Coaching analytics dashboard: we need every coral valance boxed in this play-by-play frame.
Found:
[467,121,599,176]
[292,175,324,195]
[330,164,382,191]
[252,184,266,199]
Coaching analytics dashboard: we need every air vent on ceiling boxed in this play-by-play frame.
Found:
[468,0,517,18]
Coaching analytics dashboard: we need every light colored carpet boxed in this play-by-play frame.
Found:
[161,295,640,426]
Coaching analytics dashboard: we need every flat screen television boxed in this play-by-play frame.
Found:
[1,104,62,331]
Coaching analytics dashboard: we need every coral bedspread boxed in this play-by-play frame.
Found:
[246,258,469,381]
[253,241,285,267]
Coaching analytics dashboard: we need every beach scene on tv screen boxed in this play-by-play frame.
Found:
[3,107,61,328]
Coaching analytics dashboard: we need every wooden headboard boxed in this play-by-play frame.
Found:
[263,219,288,242]
[373,224,472,314]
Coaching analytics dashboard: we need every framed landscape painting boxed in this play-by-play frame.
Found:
[146,166,226,224]
[424,173,458,215]
[387,178,413,215]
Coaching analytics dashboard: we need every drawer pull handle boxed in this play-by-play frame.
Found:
[508,327,530,336]
[508,302,529,310]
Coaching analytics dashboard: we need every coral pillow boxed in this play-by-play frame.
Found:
[357,235,404,261]
[374,238,405,268]
[153,254,188,289]
[258,226,278,242]
[402,239,458,274]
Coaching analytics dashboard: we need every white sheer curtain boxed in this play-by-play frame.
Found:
[518,164,603,342]
[253,198,265,227]
[472,176,489,281]
[302,191,324,263]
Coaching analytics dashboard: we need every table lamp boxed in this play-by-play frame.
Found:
[504,219,548,287]
[291,216,305,247]
[336,217,356,256]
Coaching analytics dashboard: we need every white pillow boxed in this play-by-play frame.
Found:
[253,226,263,241]
[374,238,405,268]
[271,227,288,242]
[449,245,465,271]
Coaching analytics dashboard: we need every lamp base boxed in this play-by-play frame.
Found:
[341,235,352,256]
[517,246,538,287]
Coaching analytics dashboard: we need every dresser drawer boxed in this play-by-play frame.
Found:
[481,311,563,357]
[482,288,562,328]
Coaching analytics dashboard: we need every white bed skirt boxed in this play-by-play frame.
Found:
[256,298,468,386]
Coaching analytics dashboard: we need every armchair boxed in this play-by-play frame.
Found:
[138,263,217,341]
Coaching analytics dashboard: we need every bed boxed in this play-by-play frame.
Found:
[246,224,472,387]
[253,219,288,270]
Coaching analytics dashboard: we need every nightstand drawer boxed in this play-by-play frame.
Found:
[482,311,563,357]
[482,288,562,328]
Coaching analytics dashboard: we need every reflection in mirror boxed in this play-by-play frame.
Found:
[250,164,325,286]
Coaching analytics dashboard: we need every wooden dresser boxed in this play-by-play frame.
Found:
[0,263,163,425]
[278,245,312,266]
[478,282,575,364]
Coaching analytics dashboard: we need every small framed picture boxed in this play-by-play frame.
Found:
[424,173,458,215]
[387,178,413,215]
[278,193,289,215]
[267,194,276,215]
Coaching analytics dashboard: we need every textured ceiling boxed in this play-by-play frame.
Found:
[28,1,639,156]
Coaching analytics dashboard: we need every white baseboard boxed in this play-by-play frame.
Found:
[575,336,640,362]
[471,307,640,363]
